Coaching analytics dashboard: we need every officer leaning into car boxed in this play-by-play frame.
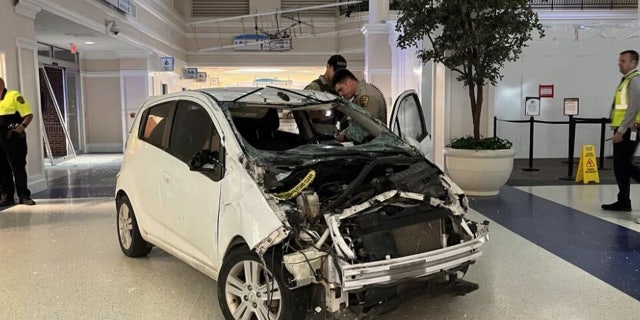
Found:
[0,77,35,206]
[332,68,388,125]
[305,55,349,135]
[305,54,347,94]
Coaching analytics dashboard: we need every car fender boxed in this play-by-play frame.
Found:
[217,160,285,263]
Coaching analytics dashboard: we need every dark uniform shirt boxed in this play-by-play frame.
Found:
[305,75,334,93]
[353,81,387,124]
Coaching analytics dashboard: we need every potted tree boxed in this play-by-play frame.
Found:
[396,0,544,195]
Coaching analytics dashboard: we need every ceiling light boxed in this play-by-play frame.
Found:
[84,41,95,45]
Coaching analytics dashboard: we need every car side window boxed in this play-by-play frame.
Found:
[393,94,428,141]
[139,101,174,149]
[169,100,221,164]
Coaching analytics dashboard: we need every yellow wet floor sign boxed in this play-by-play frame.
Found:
[575,144,600,184]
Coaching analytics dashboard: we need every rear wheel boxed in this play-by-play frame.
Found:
[116,195,152,257]
[217,247,309,320]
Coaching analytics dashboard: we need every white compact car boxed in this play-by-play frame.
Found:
[115,87,488,320]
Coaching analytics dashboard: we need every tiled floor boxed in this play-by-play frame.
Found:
[1,155,640,319]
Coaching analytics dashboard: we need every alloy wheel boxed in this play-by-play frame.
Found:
[225,260,282,320]
[118,203,133,250]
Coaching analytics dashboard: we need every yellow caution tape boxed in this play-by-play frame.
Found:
[273,170,316,200]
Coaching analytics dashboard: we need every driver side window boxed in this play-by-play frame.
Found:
[168,100,222,166]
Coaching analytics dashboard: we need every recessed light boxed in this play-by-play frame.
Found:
[84,41,95,45]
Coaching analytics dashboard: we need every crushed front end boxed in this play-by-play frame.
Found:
[258,155,489,316]
[223,91,489,317]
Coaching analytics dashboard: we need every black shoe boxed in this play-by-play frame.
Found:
[601,202,632,212]
[19,197,35,206]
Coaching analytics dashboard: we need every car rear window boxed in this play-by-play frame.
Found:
[139,102,173,148]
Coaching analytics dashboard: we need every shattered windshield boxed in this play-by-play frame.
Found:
[222,88,421,164]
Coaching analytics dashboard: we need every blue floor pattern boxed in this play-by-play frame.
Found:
[470,186,640,301]
[32,165,119,199]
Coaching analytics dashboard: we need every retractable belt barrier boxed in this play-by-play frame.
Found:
[493,116,611,180]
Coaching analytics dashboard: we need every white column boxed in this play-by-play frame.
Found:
[361,24,392,105]
[362,1,393,120]
[432,63,447,168]
[368,0,389,24]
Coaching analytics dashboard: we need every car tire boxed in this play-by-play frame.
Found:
[218,247,310,320]
[116,195,152,257]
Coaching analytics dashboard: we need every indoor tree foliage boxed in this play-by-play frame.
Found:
[396,0,544,148]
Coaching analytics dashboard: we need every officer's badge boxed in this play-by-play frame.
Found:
[17,96,25,104]
[359,95,370,108]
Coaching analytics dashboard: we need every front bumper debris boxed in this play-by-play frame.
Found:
[339,232,488,291]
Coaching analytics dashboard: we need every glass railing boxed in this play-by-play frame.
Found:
[529,0,637,9]
[339,0,637,15]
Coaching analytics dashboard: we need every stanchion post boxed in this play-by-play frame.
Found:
[493,116,497,138]
[560,116,576,180]
[599,118,607,170]
[523,116,539,171]
[568,115,576,177]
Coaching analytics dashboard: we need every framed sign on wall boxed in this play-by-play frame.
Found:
[539,84,554,98]
[525,96,540,116]
[564,98,579,116]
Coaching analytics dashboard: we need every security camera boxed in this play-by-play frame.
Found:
[105,19,120,36]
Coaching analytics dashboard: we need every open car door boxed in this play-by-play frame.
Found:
[389,89,432,160]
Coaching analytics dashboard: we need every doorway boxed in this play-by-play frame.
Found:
[39,65,82,164]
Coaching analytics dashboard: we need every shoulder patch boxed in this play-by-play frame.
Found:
[358,95,370,108]
[17,96,25,104]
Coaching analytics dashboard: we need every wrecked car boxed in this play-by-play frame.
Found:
[115,86,488,320]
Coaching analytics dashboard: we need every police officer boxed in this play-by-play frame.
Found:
[305,55,347,94]
[602,50,640,212]
[0,77,35,206]
[332,69,387,124]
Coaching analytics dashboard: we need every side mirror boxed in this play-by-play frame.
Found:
[189,150,221,171]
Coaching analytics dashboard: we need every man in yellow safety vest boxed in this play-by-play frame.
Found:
[602,50,640,212]
[0,77,35,206]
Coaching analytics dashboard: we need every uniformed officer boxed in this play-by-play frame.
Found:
[305,55,347,94]
[0,77,35,206]
[304,55,348,135]
[332,69,388,124]
[602,50,640,212]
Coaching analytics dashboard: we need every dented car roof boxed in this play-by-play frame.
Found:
[198,87,338,106]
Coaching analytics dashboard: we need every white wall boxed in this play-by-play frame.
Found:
[493,23,640,159]
[121,71,149,139]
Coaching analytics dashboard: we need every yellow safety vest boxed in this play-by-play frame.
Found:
[0,90,32,116]
[611,70,640,127]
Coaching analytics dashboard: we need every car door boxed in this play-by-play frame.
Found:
[389,89,433,160]
[129,100,176,239]
[162,97,225,268]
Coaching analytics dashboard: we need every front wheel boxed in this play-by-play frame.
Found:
[116,195,152,257]
[217,247,310,320]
